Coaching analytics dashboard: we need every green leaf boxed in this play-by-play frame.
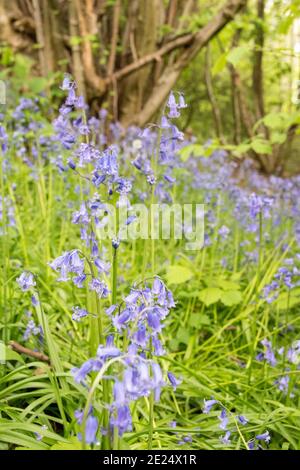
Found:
[270,132,286,145]
[251,138,273,155]
[217,279,241,291]
[262,113,285,129]
[166,265,193,284]
[179,144,205,162]
[212,53,227,75]
[0,344,24,363]
[28,77,48,93]
[189,313,211,328]
[227,46,248,67]
[220,290,242,306]
[176,327,190,345]
[198,287,222,306]
[275,288,300,310]
[51,437,81,450]
[232,142,252,157]
[169,338,179,351]
[69,36,82,46]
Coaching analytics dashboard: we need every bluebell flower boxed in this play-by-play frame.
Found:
[83,414,98,445]
[72,359,95,384]
[220,430,231,445]
[237,415,248,425]
[167,92,180,119]
[167,372,181,390]
[23,319,43,341]
[16,272,36,291]
[96,344,121,359]
[178,434,192,445]
[89,278,110,298]
[110,404,132,436]
[50,250,85,282]
[275,375,289,394]
[133,323,148,348]
[178,93,187,109]
[106,304,117,316]
[248,439,256,450]
[73,273,86,288]
[218,408,228,430]
[287,340,300,364]
[72,306,89,322]
[203,399,218,414]
[34,425,48,441]
[152,336,165,356]
[113,308,132,331]
[124,291,140,304]
[152,362,165,401]
[255,431,270,444]
[112,238,120,249]
[147,309,162,332]
[218,225,230,239]
[94,258,110,274]
[60,75,75,91]
[260,339,277,366]
[31,294,39,306]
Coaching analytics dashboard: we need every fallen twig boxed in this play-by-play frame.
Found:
[9,341,50,364]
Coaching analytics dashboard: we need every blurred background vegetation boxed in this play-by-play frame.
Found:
[1,0,300,175]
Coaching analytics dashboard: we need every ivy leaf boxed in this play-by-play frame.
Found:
[220,290,242,306]
[198,287,222,306]
[166,265,193,285]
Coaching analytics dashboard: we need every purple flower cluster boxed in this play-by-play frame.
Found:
[73,277,178,442]
[109,277,175,353]
[0,196,16,234]
[202,398,249,447]
[256,338,300,396]
[16,272,36,292]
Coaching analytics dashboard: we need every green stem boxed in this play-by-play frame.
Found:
[112,247,118,304]
[148,392,154,450]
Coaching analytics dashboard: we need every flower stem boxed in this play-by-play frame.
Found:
[112,247,118,304]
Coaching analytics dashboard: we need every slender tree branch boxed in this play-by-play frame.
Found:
[122,0,247,126]
[9,341,50,364]
[75,0,106,94]
[107,0,121,76]
[106,31,195,83]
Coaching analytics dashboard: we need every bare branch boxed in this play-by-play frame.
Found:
[9,341,50,364]
[122,0,247,126]
[107,0,121,76]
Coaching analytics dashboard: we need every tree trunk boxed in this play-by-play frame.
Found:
[0,0,247,126]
